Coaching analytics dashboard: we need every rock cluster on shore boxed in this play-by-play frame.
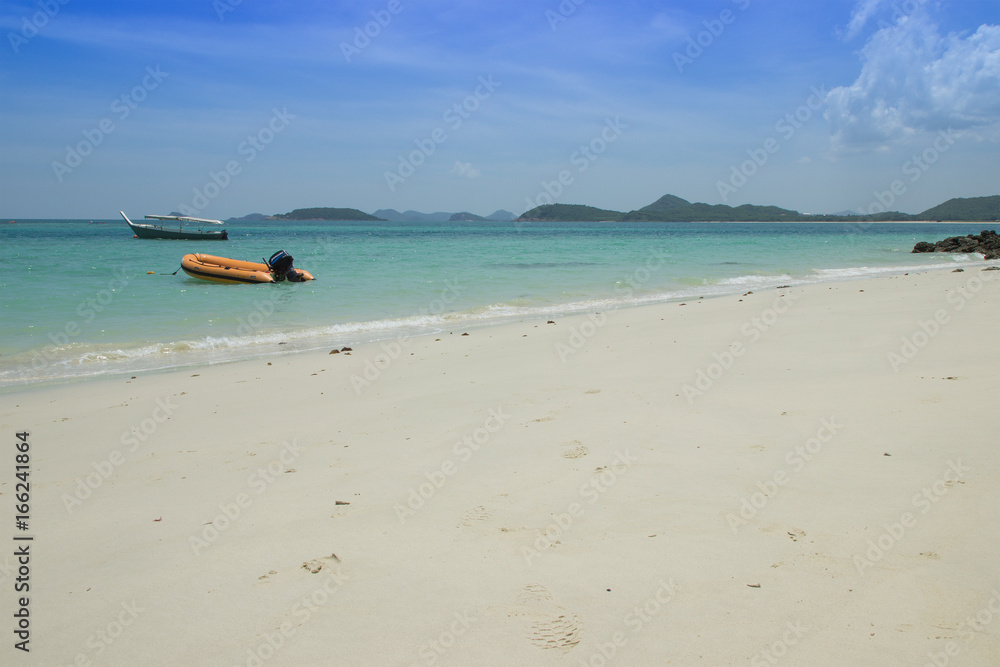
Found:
[912,229,1000,260]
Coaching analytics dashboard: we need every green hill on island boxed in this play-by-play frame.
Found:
[516,194,999,223]
[621,196,808,222]
[516,204,625,222]
[634,193,690,213]
[244,196,998,225]
[225,212,270,222]
[273,207,384,221]
[449,211,487,221]
[916,196,1000,222]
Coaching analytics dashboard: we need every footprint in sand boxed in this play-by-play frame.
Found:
[517,584,553,604]
[562,440,589,459]
[512,584,583,651]
[301,553,341,573]
[530,613,583,650]
[459,505,493,526]
[787,528,806,542]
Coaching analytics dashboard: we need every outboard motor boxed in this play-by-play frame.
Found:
[266,250,304,282]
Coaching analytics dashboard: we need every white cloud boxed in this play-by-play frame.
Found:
[451,161,481,179]
[844,0,887,40]
[825,11,1000,150]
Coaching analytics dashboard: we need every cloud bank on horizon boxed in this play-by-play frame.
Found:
[0,0,997,219]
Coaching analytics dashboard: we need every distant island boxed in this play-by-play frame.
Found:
[375,209,516,222]
[448,210,517,222]
[226,208,384,221]
[450,211,485,222]
[517,204,624,222]
[218,198,997,225]
[273,207,385,221]
[226,213,270,222]
[517,195,1000,223]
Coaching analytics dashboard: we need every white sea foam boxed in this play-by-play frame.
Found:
[2,223,994,390]
[809,255,983,281]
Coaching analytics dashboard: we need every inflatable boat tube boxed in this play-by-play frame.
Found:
[180,253,314,284]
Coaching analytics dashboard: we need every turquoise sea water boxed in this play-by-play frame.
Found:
[1,219,996,388]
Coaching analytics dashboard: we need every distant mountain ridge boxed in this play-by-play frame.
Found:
[918,196,1000,222]
[450,212,485,221]
[486,209,516,221]
[622,196,805,222]
[517,204,625,222]
[517,194,1000,223]
[376,208,516,222]
[638,194,689,212]
[226,213,270,222]
[375,209,453,222]
[224,197,998,224]
[273,207,384,221]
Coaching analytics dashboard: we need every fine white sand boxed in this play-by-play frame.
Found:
[2,267,999,666]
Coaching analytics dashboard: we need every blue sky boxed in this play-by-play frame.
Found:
[1,0,998,218]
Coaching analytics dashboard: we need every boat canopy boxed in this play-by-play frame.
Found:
[145,214,225,225]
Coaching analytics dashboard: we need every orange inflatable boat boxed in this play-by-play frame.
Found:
[180,250,314,284]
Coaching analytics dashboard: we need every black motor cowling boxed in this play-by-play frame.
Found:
[267,250,304,282]
[268,250,294,272]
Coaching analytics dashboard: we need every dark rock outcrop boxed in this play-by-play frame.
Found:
[911,230,1000,260]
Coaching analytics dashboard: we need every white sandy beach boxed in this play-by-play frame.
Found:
[2,267,999,666]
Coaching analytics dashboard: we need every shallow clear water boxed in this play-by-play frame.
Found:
[1,218,994,387]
